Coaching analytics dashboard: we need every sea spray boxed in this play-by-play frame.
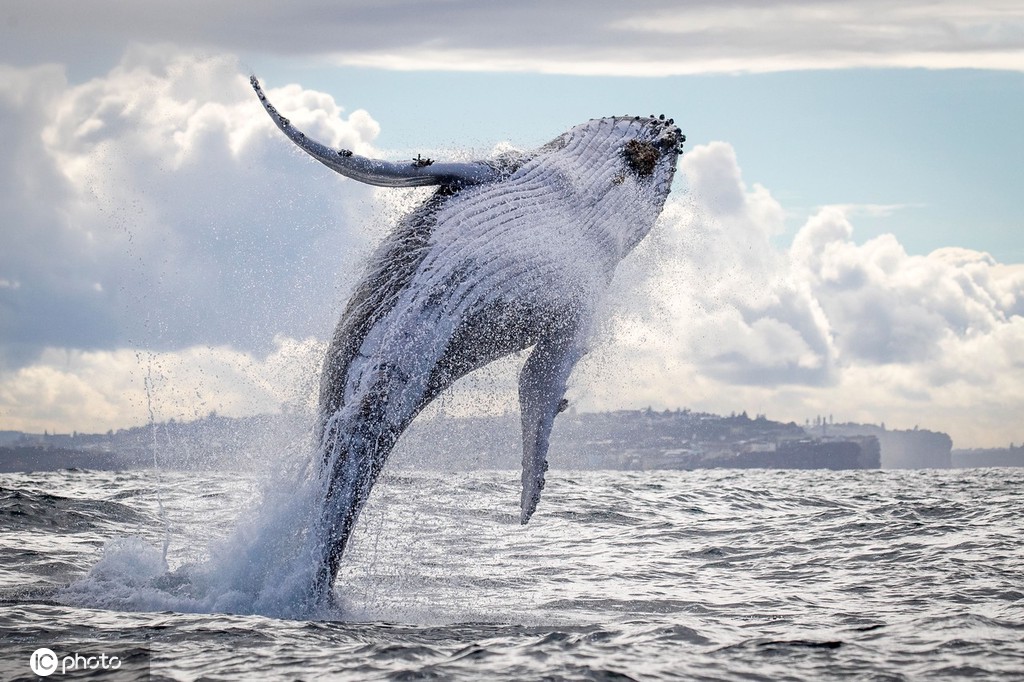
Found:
[198,440,334,618]
[57,427,347,620]
[143,359,171,570]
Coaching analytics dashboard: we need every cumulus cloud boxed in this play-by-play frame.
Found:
[3,1,1023,75]
[792,209,1024,366]
[0,45,388,369]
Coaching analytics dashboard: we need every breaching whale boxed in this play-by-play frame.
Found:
[251,77,683,599]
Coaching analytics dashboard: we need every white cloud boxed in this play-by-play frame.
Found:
[0,337,324,434]
[3,1,1023,75]
[0,45,384,368]
[792,210,1022,365]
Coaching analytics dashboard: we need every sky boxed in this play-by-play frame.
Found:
[0,1,1022,448]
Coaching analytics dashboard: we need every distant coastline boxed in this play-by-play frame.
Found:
[3,408,1012,473]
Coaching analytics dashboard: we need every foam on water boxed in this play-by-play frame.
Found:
[57,442,343,620]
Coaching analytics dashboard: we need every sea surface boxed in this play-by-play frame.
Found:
[1,465,1022,680]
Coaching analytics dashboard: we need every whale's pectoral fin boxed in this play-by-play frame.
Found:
[251,75,499,188]
[518,328,586,524]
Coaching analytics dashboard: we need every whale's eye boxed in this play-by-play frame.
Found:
[623,140,659,177]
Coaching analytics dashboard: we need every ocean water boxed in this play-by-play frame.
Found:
[1,465,1022,680]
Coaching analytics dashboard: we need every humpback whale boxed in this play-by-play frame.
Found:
[251,77,684,600]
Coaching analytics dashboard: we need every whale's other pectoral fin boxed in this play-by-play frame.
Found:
[518,329,585,525]
[251,76,499,188]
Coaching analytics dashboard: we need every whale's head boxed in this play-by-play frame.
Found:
[531,115,684,256]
